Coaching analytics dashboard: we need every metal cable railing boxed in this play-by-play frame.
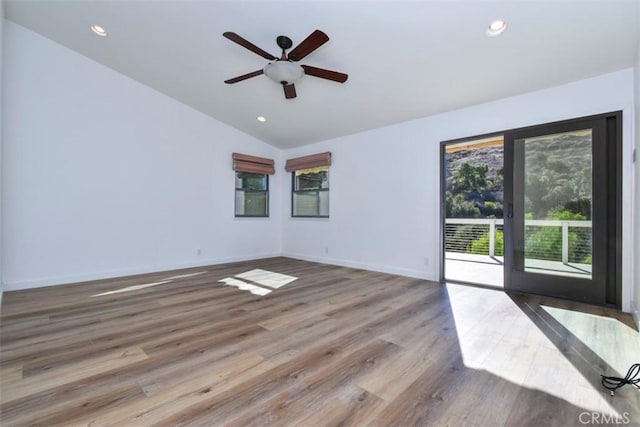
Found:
[445,218,591,264]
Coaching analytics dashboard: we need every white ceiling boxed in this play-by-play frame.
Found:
[5,0,639,149]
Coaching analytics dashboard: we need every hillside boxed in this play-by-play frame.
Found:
[445,131,591,219]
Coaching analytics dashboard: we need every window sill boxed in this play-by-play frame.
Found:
[290,216,330,220]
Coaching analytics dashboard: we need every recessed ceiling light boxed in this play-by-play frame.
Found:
[257,116,267,123]
[486,20,507,37]
[90,24,107,37]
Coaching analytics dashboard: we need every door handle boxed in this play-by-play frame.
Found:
[507,203,513,219]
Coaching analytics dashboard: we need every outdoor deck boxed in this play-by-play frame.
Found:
[445,252,592,288]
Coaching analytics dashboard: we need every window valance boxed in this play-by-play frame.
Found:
[232,153,275,175]
[285,152,331,172]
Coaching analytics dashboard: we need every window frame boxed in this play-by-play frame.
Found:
[235,172,269,218]
[291,166,329,218]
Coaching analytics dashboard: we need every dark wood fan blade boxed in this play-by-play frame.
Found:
[223,32,276,60]
[301,65,348,83]
[287,30,329,61]
[224,69,264,84]
[283,83,297,99]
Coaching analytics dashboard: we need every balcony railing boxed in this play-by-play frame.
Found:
[445,218,592,265]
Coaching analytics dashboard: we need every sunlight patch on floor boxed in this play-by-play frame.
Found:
[445,283,621,416]
[540,305,640,376]
[218,269,298,296]
[235,269,298,289]
[218,278,272,296]
[91,280,173,297]
[91,270,209,297]
[162,271,208,281]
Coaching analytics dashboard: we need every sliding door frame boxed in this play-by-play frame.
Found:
[439,111,622,308]
[439,132,505,288]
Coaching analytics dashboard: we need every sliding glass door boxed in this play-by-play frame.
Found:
[503,113,620,306]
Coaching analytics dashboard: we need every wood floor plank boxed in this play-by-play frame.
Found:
[1,346,148,404]
[19,305,247,377]
[291,384,386,427]
[153,343,344,426]
[1,257,638,426]
[0,363,23,386]
[227,339,401,427]
[0,380,146,426]
[356,305,459,401]
[77,353,271,427]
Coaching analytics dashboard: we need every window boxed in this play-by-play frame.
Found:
[285,152,331,218]
[235,172,268,217]
[231,152,274,218]
[292,166,329,217]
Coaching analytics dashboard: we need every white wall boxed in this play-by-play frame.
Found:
[2,21,282,290]
[281,69,636,312]
[633,29,640,327]
[0,7,4,306]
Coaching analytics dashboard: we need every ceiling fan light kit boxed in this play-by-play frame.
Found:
[223,29,348,100]
[263,61,304,85]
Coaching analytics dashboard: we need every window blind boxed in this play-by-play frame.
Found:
[232,153,275,175]
[285,152,331,172]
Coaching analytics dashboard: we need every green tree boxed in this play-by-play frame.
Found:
[524,208,591,264]
[446,191,480,218]
[546,207,585,221]
[492,167,504,191]
[469,230,504,256]
[563,198,591,220]
[483,201,503,218]
[523,139,591,219]
[451,163,489,193]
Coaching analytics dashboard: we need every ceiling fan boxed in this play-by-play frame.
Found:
[223,30,348,99]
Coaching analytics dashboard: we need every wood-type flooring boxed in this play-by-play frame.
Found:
[1,257,639,426]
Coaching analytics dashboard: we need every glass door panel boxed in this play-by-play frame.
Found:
[519,129,593,280]
[504,116,611,305]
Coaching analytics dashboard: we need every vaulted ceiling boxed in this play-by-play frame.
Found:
[5,1,639,148]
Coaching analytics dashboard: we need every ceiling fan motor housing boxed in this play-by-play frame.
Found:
[276,35,293,50]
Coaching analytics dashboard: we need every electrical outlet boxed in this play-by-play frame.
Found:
[325,247,329,254]
[197,248,202,256]
[424,257,430,266]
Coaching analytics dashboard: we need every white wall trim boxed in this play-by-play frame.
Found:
[3,252,282,291]
[281,252,432,281]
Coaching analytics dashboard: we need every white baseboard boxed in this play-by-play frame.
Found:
[281,252,436,282]
[6,252,438,292]
[3,252,282,291]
